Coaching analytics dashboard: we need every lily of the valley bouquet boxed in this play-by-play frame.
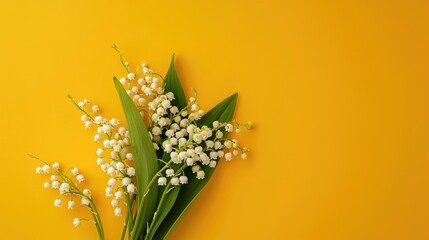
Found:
[32,48,252,240]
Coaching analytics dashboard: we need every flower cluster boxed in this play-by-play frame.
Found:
[144,91,252,186]
[32,155,103,234]
[70,98,136,218]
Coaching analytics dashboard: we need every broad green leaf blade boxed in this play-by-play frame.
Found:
[154,93,238,240]
[114,77,159,237]
[164,54,187,110]
[197,93,238,127]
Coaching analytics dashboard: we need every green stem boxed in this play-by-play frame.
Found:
[124,188,134,233]
[121,213,129,240]
[112,44,130,73]
[145,164,187,240]
[150,72,165,81]
[121,194,136,240]
[129,160,173,240]
[55,169,104,240]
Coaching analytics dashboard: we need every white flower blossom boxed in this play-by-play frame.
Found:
[179,176,188,184]
[127,72,135,80]
[186,158,194,166]
[52,162,60,170]
[106,187,113,196]
[116,162,125,171]
[158,177,167,186]
[94,116,103,124]
[42,165,50,174]
[126,167,135,176]
[109,118,119,126]
[96,148,104,157]
[108,178,117,186]
[71,167,79,176]
[68,200,75,209]
[196,170,205,179]
[81,197,90,205]
[213,141,221,149]
[152,127,161,135]
[209,151,218,160]
[225,124,233,132]
[73,218,81,227]
[118,127,126,135]
[81,115,88,122]
[83,189,91,196]
[166,92,174,100]
[107,167,115,176]
[76,174,85,183]
[96,158,104,165]
[209,160,217,168]
[92,105,99,113]
[94,134,102,142]
[191,165,201,173]
[170,177,180,186]
[115,191,122,199]
[102,125,111,134]
[101,164,108,172]
[166,169,174,177]
[59,183,70,194]
[85,120,93,128]
[51,181,60,189]
[121,177,131,186]
[114,207,122,216]
[119,77,127,85]
[170,106,179,114]
[54,199,62,207]
[127,184,136,194]
[225,152,233,161]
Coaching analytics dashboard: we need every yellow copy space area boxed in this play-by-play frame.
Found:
[0,0,428,239]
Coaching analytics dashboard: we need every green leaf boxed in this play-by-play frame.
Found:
[114,77,159,238]
[154,93,238,240]
[165,54,187,110]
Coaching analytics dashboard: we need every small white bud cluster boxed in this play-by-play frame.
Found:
[73,98,138,216]
[147,92,251,185]
[35,161,95,227]
[118,63,165,118]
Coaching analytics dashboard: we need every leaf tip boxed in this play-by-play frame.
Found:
[113,76,120,85]
[230,92,239,102]
[169,53,176,67]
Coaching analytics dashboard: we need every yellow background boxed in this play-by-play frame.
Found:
[1,0,429,239]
